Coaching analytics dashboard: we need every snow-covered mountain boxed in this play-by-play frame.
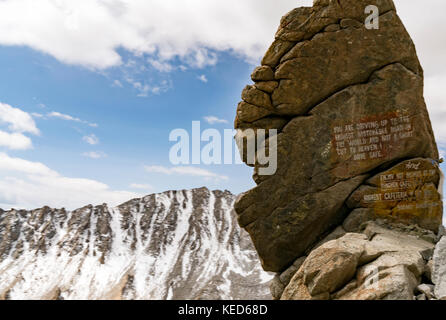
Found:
[0,187,272,300]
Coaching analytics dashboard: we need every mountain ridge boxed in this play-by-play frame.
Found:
[0,187,272,300]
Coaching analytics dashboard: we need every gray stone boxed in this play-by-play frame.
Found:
[279,265,298,287]
[282,228,431,300]
[433,237,446,299]
[361,222,434,271]
[438,225,446,240]
[279,256,306,286]
[416,284,435,300]
[270,275,285,300]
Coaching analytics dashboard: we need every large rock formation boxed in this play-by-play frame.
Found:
[0,188,272,300]
[234,0,444,299]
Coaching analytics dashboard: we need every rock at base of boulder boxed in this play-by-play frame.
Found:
[280,223,435,300]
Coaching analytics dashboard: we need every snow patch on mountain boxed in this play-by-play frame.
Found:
[0,187,272,300]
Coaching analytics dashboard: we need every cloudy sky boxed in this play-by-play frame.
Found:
[0,0,445,210]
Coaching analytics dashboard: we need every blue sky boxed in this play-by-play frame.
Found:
[0,0,444,210]
[0,46,259,208]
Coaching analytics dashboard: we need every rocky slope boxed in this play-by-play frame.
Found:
[274,221,446,300]
[234,0,444,300]
[0,187,272,300]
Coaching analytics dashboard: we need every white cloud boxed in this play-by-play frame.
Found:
[148,59,174,73]
[130,183,153,190]
[0,1,444,132]
[47,111,97,127]
[47,111,82,122]
[0,1,443,79]
[82,134,99,145]
[0,152,139,210]
[125,77,172,97]
[392,0,446,150]
[0,0,310,69]
[31,112,45,118]
[112,79,123,87]
[197,74,208,83]
[82,151,106,159]
[0,103,38,150]
[0,102,40,135]
[424,75,446,145]
[395,0,446,78]
[144,165,228,181]
[144,166,172,175]
[0,152,56,175]
[0,131,33,150]
[203,116,228,124]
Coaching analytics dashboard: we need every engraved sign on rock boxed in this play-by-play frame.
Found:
[348,158,443,231]
[332,112,414,162]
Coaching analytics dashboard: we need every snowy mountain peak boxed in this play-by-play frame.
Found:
[0,188,271,300]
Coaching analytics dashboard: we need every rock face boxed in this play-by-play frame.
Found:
[234,0,441,273]
[234,0,444,300]
[0,188,272,300]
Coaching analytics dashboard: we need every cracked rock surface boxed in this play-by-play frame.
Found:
[281,221,438,300]
[234,0,443,299]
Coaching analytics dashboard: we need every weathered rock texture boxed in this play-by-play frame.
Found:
[234,0,444,300]
[432,236,446,299]
[279,221,446,300]
[0,188,272,300]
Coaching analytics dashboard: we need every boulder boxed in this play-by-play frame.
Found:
[233,0,441,274]
[416,284,435,300]
[281,224,434,300]
[300,233,367,296]
[339,265,418,300]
